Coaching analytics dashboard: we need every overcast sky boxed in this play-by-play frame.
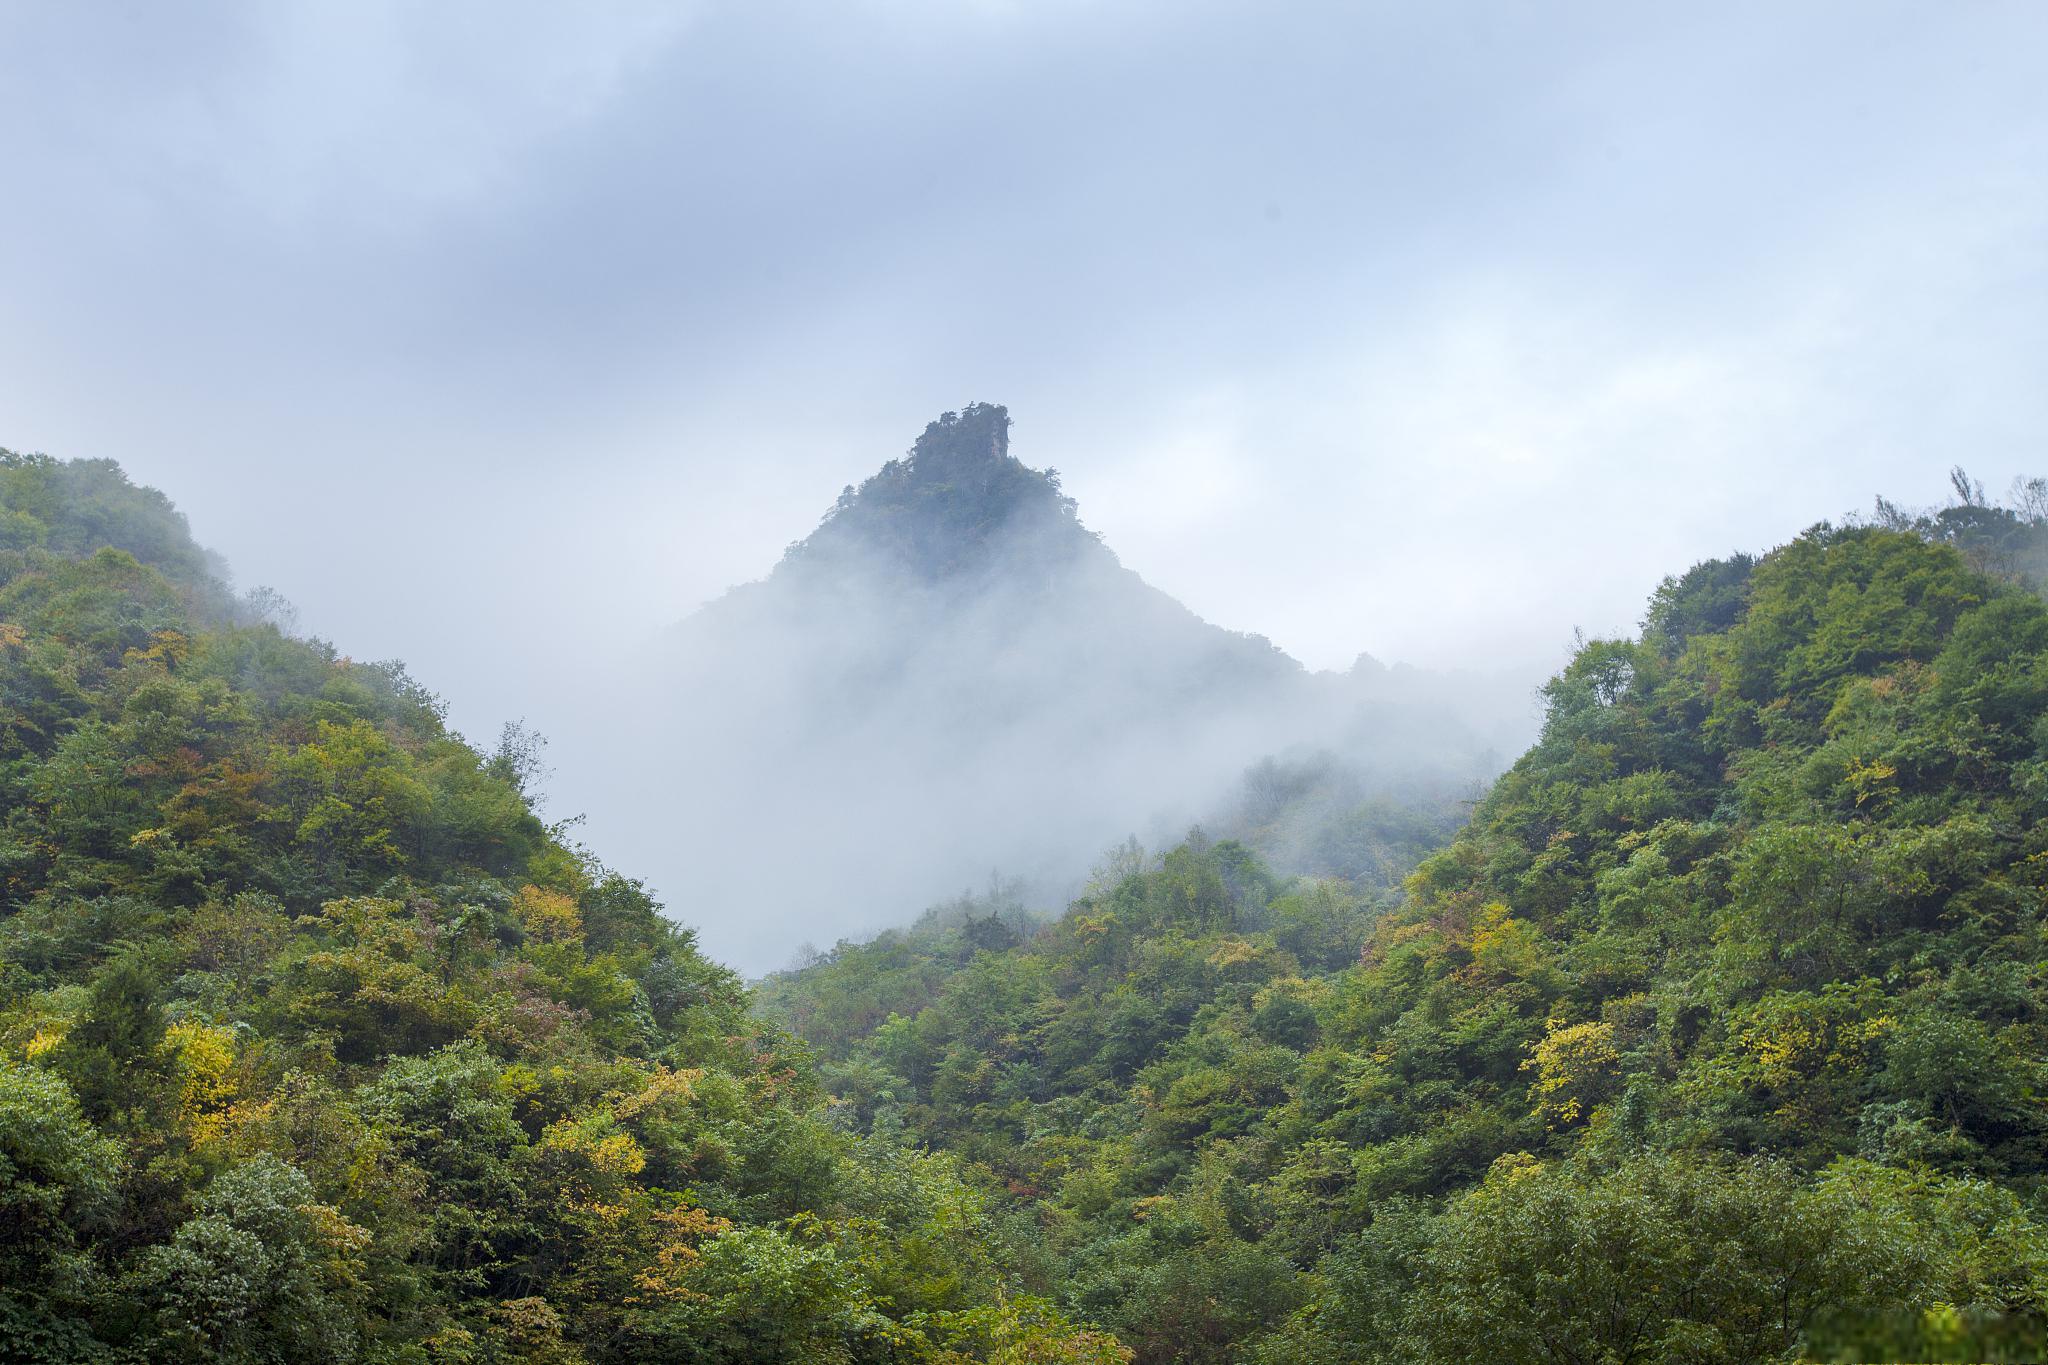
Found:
[4,1,2045,755]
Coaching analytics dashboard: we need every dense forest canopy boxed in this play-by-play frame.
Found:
[0,450,1129,1363]
[760,473,2048,1364]
[7,446,2048,1363]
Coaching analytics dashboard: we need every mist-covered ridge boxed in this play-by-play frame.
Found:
[758,481,2048,1364]
[575,405,1530,972]
[0,443,1138,1363]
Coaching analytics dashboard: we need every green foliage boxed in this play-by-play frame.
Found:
[0,1058,120,1296]
[770,514,2048,1363]
[0,451,224,598]
[15,448,2048,1362]
[129,1155,368,1364]
[0,455,1118,1363]
[759,839,1387,1363]
[1252,1149,2048,1365]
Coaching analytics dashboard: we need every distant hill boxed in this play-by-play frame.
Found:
[759,499,2048,1365]
[15,437,2046,1364]
[578,405,1529,971]
[0,446,1129,1362]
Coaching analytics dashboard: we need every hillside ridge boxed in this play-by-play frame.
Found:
[759,490,2048,1364]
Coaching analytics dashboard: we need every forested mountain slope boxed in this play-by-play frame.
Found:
[12,438,2047,1364]
[0,450,1128,1364]
[577,404,1524,971]
[764,494,2048,1364]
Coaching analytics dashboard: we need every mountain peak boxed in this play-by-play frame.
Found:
[909,401,1013,474]
[781,403,1099,581]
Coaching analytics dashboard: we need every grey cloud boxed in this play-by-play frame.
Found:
[1,1,2043,955]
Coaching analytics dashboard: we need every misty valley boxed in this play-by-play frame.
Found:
[4,417,2048,1365]
[574,404,1530,974]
